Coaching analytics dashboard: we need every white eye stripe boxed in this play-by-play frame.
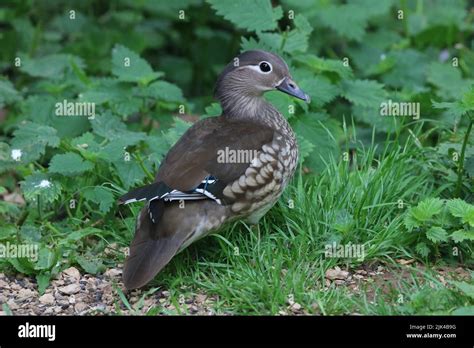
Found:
[244,61,273,74]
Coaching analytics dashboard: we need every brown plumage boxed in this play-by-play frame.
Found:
[119,50,310,289]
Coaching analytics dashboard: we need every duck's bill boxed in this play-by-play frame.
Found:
[276,77,311,103]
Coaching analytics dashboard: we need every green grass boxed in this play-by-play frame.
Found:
[134,131,464,315]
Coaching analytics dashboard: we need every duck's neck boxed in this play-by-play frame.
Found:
[218,91,290,133]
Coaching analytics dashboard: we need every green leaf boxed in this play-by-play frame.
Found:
[11,122,60,164]
[283,14,312,53]
[426,226,448,243]
[83,187,115,214]
[427,62,472,100]
[36,273,51,295]
[48,153,94,176]
[291,113,342,172]
[65,227,103,242]
[91,111,146,144]
[415,242,430,258]
[111,44,163,85]
[404,213,420,231]
[0,142,17,173]
[451,280,474,299]
[114,160,148,189]
[76,254,103,274]
[207,0,283,32]
[451,229,474,243]
[139,80,184,102]
[300,75,339,108]
[20,173,61,204]
[295,133,315,163]
[34,246,56,270]
[317,4,368,41]
[294,54,353,80]
[341,79,387,108]
[21,54,84,79]
[447,199,474,227]
[410,198,444,222]
[0,78,21,107]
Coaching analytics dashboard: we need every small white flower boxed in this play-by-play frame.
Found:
[11,149,22,161]
[380,53,386,61]
[35,180,52,189]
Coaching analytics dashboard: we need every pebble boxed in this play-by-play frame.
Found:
[58,283,81,295]
[39,294,55,305]
[62,267,81,281]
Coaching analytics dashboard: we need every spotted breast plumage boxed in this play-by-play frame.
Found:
[118,50,310,289]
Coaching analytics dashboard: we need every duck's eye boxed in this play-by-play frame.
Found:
[259,61,272,73]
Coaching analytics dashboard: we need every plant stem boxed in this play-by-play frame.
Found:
[135,153,154,181]
[455,113,473,197]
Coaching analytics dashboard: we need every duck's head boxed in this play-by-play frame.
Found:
[215,50,310,107]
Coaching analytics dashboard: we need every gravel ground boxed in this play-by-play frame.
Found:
[0,266,221,315]
[0,261,470,316]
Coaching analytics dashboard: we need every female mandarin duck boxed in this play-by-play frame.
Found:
[119,50,310,289]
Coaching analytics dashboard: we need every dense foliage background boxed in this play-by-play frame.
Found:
[0,0,473,314]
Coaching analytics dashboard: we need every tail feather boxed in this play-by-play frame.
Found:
[123,207,187,289]
[122,201,228,289]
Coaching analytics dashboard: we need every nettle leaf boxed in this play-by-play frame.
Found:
[317,1,393,43]
[294,54,353,80]
[300,75,339,108]
[112,44,163,85]
[382,49,430,92]
[20,173,61,203]
[48,153,94,176]
[207,0,283,32]
[264,91,295,119]
[113,160,148,189]
[341,79,387,108]
[83,187,115,214]
[427,62,473,100]
[296,133,315,163]
[291,113,342,172]
[451,229,474,243]
[410,197,444,222]
[0,142,17,173]
[426,226,448,243]
[76,254,104,274]
[0,78,21,107]
[79,78,129,105]
[283,15,312,53]
[447,199,474,227]
[11,122,60,164]
[404,213,421,231]
[138,80,185,102]
[21,54,84,79]
[416,242,431,258]
[203,103,222,118]
[91,111,146,145]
